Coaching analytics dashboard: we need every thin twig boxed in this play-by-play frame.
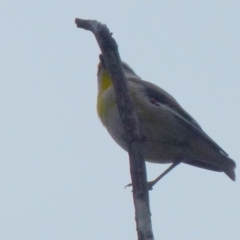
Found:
[75,18,154,240]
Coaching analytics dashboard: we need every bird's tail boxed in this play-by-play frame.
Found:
[222,157,236,181]
[186,137,237,181]
[184,154,236,181]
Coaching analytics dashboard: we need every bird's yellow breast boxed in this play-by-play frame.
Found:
[97,70,115,122]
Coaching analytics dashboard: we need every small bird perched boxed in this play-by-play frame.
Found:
[97,56,236,186]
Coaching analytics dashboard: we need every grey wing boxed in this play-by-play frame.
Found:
[132,78,229,157]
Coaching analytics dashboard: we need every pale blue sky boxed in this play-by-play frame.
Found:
[0,1,239,239]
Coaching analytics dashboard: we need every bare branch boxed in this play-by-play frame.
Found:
[75,18,154,240]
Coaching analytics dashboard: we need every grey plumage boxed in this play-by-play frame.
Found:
[97,61,236,181]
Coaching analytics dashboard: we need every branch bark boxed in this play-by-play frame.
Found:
[75,18,154,240]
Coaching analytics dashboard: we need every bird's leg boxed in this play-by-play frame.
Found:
[125,160,181,190]
[147,160,181,190]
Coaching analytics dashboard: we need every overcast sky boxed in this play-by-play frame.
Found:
[0,1,240,239]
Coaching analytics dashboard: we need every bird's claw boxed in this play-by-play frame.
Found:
[124,183,133,189]
[124,182,154,190]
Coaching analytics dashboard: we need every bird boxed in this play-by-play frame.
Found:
[96,55,236,187]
